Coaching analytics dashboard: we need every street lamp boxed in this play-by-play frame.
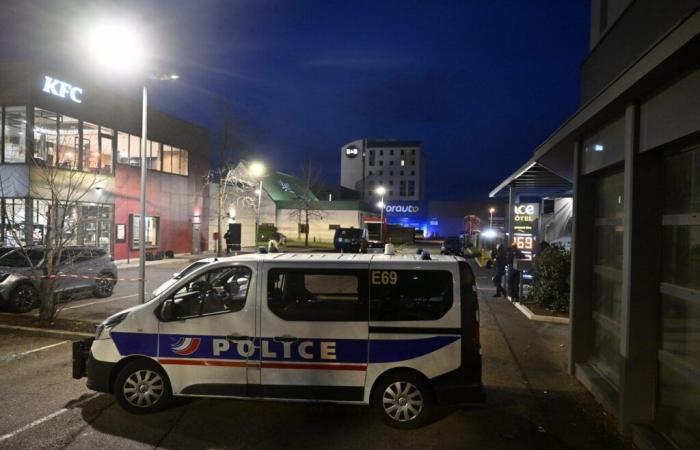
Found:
[375,185,386,242]
[249,162,266,246]
[489,207,495,228]
[83,20,179,304]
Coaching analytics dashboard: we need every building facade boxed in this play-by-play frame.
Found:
[0,62,210,260]
[491,2,700,448]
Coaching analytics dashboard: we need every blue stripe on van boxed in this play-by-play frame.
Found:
[110,332,460,364]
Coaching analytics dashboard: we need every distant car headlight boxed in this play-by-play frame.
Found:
[95,311,129,340]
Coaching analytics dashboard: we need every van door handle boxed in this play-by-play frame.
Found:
[274,336,297,343]
[227,334,250,341]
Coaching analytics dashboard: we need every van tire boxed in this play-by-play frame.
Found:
[114,359,172,414]
[373,371,434,429]
[8,284,39,313]
[93,272,116,298]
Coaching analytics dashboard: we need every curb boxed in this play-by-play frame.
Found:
[0,324,93,340]
[512,302,570,324]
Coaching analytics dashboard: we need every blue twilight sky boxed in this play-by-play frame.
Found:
[6,0,590,200]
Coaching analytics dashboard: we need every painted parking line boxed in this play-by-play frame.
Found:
[62,294,138,310]
[15,340,69,358]
[0,393,99,443]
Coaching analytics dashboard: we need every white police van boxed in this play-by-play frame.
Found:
[73,249,482,428]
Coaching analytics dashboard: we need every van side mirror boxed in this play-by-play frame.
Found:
[161,299,175,321]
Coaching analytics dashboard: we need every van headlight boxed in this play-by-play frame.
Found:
[95,311,129,340]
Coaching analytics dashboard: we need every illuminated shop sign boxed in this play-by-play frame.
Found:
[42,76,83,104]
[384,202,422,217]
[512,203,539,260]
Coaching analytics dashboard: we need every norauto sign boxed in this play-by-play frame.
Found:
[385,204,420,213]
[42,76,83,104]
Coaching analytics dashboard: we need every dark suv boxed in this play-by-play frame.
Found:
[0,246,118,313]
[440,236,463,256]
[333,227,368,253]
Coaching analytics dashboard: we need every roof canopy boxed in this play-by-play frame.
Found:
[489,161,572,198]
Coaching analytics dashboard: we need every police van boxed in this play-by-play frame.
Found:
[73,249,482,428]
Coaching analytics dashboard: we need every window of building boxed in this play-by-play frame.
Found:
[165,147,188,176]
[116,132,130,165]
[100,127,114,174]
[147,140,161,170]
[588,171,624,389]
[400,170,404,176]
[655,145,700,449]
[33,108,57,165]
[57,115,79,170]
[389,171,393,176]
[379,150,383,156]
[0,198,25,246]
[583,116,625,175]
[379,170,383,176]
[411,149,416,155]
[389,160,394,166]
[399,180,406,196]
[408,180,415,196]
[368,170,373,176]
[379,160,383,166]
[131,215,160,248]
[79,204,113,252]
[82,121,100,173]
[411,170,415,176]
[129,134,141,166]
[3,106,26,163]
[267,268,368,322]
[370,270,453,321]
[179,148,189,176]
[389,190,393,196]
[390,149,394,156]
[167,266,252,319]
[400,159,405,167]
[369,150,375,166]
[389,180,393,186]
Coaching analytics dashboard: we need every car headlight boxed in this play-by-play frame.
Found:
[95,311,129,340]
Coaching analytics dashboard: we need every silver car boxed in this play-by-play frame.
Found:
[0,246,118,313]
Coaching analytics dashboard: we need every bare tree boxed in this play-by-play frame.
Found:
[205,100,265,256]
[287,160,325,247]
[1,137,100,320]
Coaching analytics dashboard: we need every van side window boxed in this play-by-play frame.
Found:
[169,266,252,319]
[370,270,453,321]
[267,268,368,321]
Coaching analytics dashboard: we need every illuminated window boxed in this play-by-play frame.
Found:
[129,134,141,166]
[33,108,57,165]
[131,215,160,248]
[57,115,79,169]
[82,121,100,173]
[3,106,26,163]
[100,127,114,174]
[0,198,26,245]
[116,132,130,164]
[147,140,160,170]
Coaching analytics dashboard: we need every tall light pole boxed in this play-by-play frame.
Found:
[375,185,386,243]
[249,162,266,248]
[489,207,495,228]
[83,21,179,303]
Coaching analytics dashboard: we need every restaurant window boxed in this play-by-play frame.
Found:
[655,145,700,449]
[162,144,173,172]
[147,140,161,170]
[57,115,79,170]
[33,108,57,165]
[131,215,160,248]
[129,134,141,166]
[588,170,624,389]
[100,127,114,174]
[79,204,113,252]
[116,132,129,164]
[3,106,26,163]
[82,121,100,173]
[0,198,25,246]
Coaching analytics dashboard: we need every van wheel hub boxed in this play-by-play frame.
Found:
[382,381,423,422]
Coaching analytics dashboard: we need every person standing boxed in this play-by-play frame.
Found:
[224,230,232,254]
[493,244,507,297]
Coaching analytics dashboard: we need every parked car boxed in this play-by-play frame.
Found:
[0,246,118,313]
[333,227,368,253]
[440,236,463,256]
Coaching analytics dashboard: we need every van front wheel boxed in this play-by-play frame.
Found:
[374,372,433,429]
[114,360,172,414]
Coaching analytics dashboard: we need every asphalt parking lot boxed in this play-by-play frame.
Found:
[0,247,632,449]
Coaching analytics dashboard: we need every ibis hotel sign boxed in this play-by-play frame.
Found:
[513,203,539,259]
[42,76,83,104]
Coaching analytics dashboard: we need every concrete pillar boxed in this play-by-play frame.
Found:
[568,140,596,375]
[507,184,516,246]
[618,103,662,430]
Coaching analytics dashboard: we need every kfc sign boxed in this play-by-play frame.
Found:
[42,76,83,104]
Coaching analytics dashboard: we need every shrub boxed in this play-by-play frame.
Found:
[529,243,571,313]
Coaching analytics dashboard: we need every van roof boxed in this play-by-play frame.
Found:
[196,252,462,264]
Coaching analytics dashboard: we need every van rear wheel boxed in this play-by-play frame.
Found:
[114,359,172,414]
[374,372,433,429]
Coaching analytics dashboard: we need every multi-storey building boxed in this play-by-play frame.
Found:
[0,62,210,260]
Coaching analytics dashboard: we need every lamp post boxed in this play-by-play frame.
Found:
[249,162,266,247]
[489,207,495,228]
[83,21,179,304]
[375,186,386,243]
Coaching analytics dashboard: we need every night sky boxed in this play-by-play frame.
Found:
[6,0,590,200]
